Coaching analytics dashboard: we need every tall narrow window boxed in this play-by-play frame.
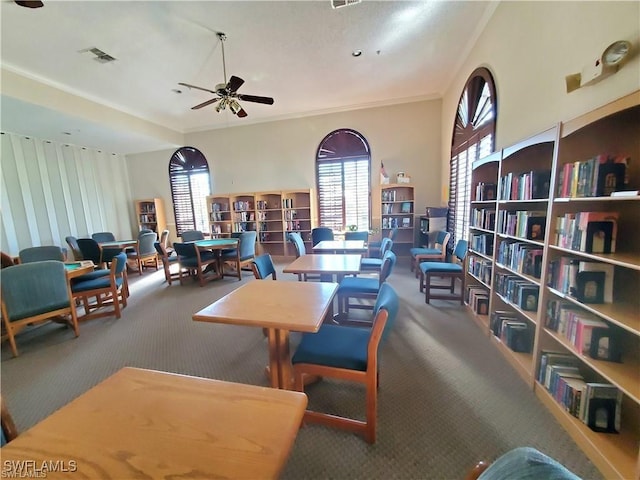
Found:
[448,68,497,248]
[316,129,371,231]
[169,147,211,236]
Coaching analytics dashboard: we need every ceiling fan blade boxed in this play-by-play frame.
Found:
[235,107,248,118]
[15,0,43,7]
[226,76,245,94]
[178,82,217,95]
[191,98,221,110]
[236,94,274,105]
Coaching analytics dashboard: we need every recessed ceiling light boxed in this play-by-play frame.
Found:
[352,50,362,57]
[172,89,182,94]
[62,132,72,135]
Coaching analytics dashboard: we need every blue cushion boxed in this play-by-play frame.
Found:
[71,269,110,283]
[292,324,370,371]
[338,276,380,294]
[360,258,382,270]
[71,276,122,293]
[420,262,462,274]
[410,247,441,257]
[178,257,199,268]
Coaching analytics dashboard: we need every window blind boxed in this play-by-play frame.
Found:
[169,148,211,236]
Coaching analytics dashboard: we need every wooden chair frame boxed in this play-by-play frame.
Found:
[338,253,394,314]
[419,240,467,305]
[222,232,256,281]
[293,307,389,444]
[175,243,221,287]
[72,254,129,320]
[154,242,180,285]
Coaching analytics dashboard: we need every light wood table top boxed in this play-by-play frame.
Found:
[194,238,238,249]
[1,367,307,480]
[64,260,95,279]
[283,254,362,278]
[98,239,137,249]
[193,280,338,388]
[312,240,367,254]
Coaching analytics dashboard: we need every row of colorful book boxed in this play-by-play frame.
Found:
[494,272,539,312]
[497,210,546,241]
[538,352,622,433]
[496,241,543,279]
[470,208,496,230]
[490,310,532,353]
[474,182,497,201]
[556,154,628,198]
[468,257,492,286]
[547,257,614,304]
[470,233,493,256]
[499,169,551,201]
[467,286,489,316]
[554,211,618,254]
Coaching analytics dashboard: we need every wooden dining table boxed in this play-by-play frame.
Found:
[63,260,95,279]
[0,367,307,480]
[283,254,362,282]
[194,238,239,279]
[98,239,138,249]
[312,239,367,254]
[193,280,338,389]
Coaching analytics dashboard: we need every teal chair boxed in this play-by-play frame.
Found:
[360,237,393,272]
[91,232,121,265]
[173,242,219,287]
[221,231,257,280]
[287,232,321,281]
[181,230,205,242]
[65,236,83,261]
[409,230,451,276]
[251,254,277,280]
[18,246,64,263]
[345,231,369,243]
[368,227,398,257]
[1,261,79,357]
[154,241,179,285]
[91,232,115,243]
[311,227,334,246]
[126,231,158,275]
[337,251,396,315]
[419,239,468,304]
[292,283,399,443]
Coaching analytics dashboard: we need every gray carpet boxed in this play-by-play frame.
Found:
[0,259,602,479]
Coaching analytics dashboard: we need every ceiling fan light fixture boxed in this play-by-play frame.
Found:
[229,100,242,115]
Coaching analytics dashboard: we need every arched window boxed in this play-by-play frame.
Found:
[169,146,211,236]
[316,129,371,231]
[448,67,497,247]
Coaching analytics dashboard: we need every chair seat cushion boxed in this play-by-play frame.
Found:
[410,247,441,257]
[338,276,379,294]
[177,257,199,268]
[71,269,110,283]
[71,276,122,293]
[292,324,369,371]
[360,258,382,270]
[419,262,462,274]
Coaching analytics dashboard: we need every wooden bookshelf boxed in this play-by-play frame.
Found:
[135,198,166,234]
[381,184,415,256]
[466,91,640,479]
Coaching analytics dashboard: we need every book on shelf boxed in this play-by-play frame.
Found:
[557,154,629,198]
[583,383,622,433]
[575,261,614,304]
[400,202,412,213]
[589,326,623,363]
[525,216,546,241]
[490,310,518,337]
[475,182,497,201]
[538,351,581,385]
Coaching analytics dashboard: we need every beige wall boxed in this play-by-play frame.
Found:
[440,1,640,202]
[126,99,443,240]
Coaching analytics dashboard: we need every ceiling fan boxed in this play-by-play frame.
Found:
[179,32,274,118]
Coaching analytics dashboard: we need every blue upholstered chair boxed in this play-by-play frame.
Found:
[172,241,219,287]
[419,239,468,304]
[409,230,451,276]
[251,254,277,280]
[1,261,79,357]
[368,227,398,257]
[311,227,334,246]
[71,252,129,320]
[360,237,393,272]
[221,231,257,280]
[91,232,116,243]
[337,250,396,315]
[126,231,158,275]
[18,246,65,263]
[345,230,369,243]
[292,282,399,443]
[77,238,103,266]
[65,236,83,261]
[181,230,205,242]
[287,231,320,282]
[159,229,174,256]
[154,241,179,285]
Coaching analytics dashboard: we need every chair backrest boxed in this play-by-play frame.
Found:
[251,254,277,280]
[65,236,83,261]
[434,230,451,251]
[371,282,400,342]
[154,241,168,259]
[345,231,369,243]
[388,226,399,241]
[453,239,469,263]
[138,232,158,255]
[312,227,334,245]
[379,251,397,284]
[138,228,154,237]
[379,237,393,258]
[19,246,65,263]
[112,252,128,276]
[160,229,170,248]
[77,238,102,264]
[1,252,15,269]
[287,232,307,257]
[173,242,197,258]
[92,232,116,243]
[181,230,204,242]
[238,231,257,260]
[1,261,70,322]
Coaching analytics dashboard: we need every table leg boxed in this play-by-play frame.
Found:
[266,328,280,389]
[276,329,292,390]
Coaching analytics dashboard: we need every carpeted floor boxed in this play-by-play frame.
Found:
[0,258,602,479]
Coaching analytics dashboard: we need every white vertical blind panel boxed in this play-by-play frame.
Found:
[53,142,78,236]
[0,170,19,255]
[34,139,60,245]
[45,141,72,240]
[71,147,94,234]
[80,148,105,233]
[10,135,41,246]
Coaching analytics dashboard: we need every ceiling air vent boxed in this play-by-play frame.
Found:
[331,0,361,9]
[86,47,117,64]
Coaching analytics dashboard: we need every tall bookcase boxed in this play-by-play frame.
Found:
[381,184,415,256]
[206,189,316,257]
[465,91,640,479]
[135,198,166,234]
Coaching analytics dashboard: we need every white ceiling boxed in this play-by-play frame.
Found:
[0,0,497,154]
